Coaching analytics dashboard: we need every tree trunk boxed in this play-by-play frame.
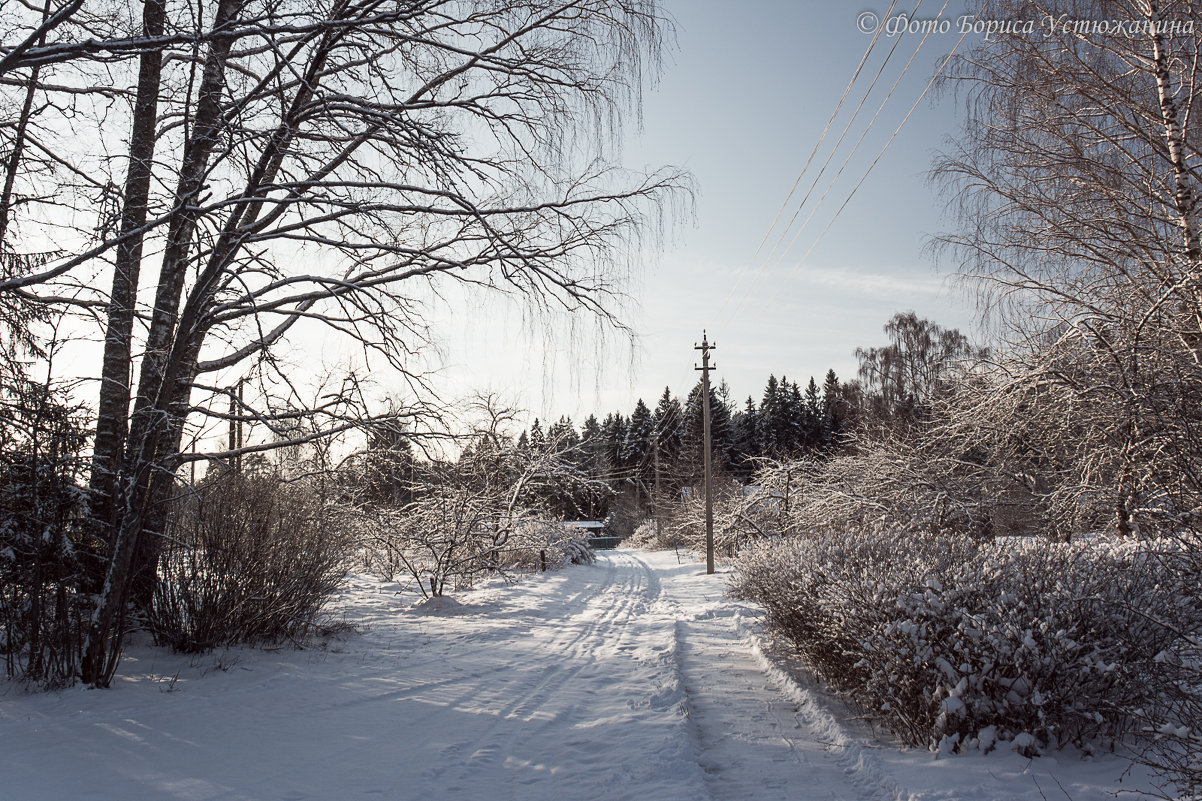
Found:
[88,0,166,551]
[81,0,242,686]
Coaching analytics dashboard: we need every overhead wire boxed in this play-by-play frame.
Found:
[712,0,901,321]
[578,1,953,475]
[724,0,960,326]
[779,19,971,288]
[755,2,919,274]
[766,0,955,275]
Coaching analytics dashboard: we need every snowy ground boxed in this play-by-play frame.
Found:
[1,549,1159,800]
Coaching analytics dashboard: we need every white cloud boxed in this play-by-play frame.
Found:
[793,264,947,298]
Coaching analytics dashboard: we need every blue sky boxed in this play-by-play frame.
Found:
[422,1,986,423]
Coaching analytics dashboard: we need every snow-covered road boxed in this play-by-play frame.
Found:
[0,550,1154,800]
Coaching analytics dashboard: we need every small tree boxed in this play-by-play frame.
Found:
[0,372,90,687]
[360,400,605,596]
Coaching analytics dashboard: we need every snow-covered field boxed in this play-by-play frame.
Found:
[1,550,1158,800]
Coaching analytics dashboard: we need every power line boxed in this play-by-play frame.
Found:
[756,3,918,273]
[780,22,972,286]
[768,0,955,272]
[713,0,902,321]
[726,0,959,325]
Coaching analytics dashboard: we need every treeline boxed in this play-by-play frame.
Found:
[503,310,983,534]
[506,373,844,533]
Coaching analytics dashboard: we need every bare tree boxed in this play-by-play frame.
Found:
[854,312,987,425]
[934,0,1202,538]
[1,0,686,686]
[934,0,1202,789]
[357,396,603,596]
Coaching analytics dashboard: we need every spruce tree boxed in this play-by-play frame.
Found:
[731,396,758,479]
[549,415,579,450]
[623,399,655,480]
[682,379,734,480]
[529,418,546,452]
[758,375,781,457]
[821,369,843,449]
[783,379,805,454]
[652,387,683,460]
[600,412,626,477]
[803,376,822,449]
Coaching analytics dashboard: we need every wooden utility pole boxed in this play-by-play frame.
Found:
[229,379,244,472]
[228,390,237,471]
[652,435,661,536]
[695,331,716,574]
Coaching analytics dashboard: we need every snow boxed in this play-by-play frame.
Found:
[0,549,1158,800]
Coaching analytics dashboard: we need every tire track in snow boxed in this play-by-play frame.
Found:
[415,550,693,801]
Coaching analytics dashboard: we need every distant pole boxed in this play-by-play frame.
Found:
[228,389,237,472]
[229,379,244,473]
[653,435,661,535]
[695,331,716,574]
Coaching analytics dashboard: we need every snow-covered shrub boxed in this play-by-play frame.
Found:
[751,438,998,541]
[359,487,513,595]
[356,400,605,596]
[626,520,666,549]
[148,473,351,653]
[642,480,760,556]
[1129,534,1202,798]
[358,493,595,597]
[731,531,1197,754]
[498,521,596,570]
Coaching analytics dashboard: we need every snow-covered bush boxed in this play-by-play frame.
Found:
[356,398,603,596]
[1129,534,1202,798]
[626,520,667,549]
[638,480,761,556]
[750,437,998,541]
[731,531,1198,754]
[148,473,352,653]
[358,496,595,597]
[498,522,596,570]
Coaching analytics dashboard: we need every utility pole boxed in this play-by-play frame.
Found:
[695,331,716,574]
[229,379,244,473]
[652,435,661,536]
[228,389,237,472]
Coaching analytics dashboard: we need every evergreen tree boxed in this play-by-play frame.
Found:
[821,369,844,449]
[731,396,758,479]
[600,412,626,477]
[716,378,735,418]
[782,379,805,454]
[803,376,822,449]
[581,414,602,441]
[682,379,734,480]
[529,418,546,452]
[549,415,579,450]
[652,387,683,460]
[622,399,654,479]
[579,414,604,478]
[361,420,416,507]
[758,375,782,457]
